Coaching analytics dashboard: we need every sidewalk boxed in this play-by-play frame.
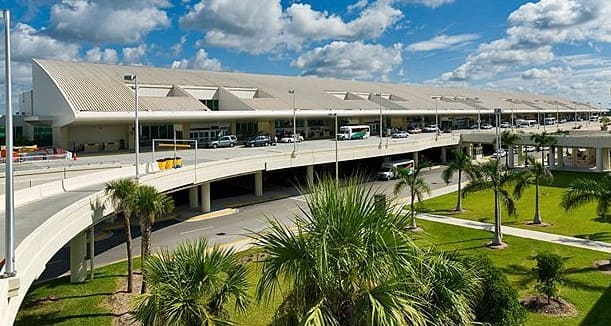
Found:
[414,184,611,254]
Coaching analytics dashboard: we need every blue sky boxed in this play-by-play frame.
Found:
[2,0,611,108]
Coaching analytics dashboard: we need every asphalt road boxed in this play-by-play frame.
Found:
[39,167,460,281]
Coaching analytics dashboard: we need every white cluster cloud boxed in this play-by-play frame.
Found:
[122,45,148,65]
[10,23,80,62]
[521,66,571,80]
[401,0,455,8]
[407,34,479,52]
[441,0,611,82]
[291,41,402,80]
[85,47,119,64]
[49,0,171,43]
[171,49,223,71]
[180,0,403,54]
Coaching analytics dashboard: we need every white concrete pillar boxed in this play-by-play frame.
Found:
[88,226,95,280]
[549,147,556,168]
[572,147,578,167]
[603,148,610,171]
[596,148,603,171]
[413,151,419,167]
[200,182,211,213]
[556,146,564,167]
[468,144,474,158]
[189,187,198,209]
[440,147,447,164]
[306,165,314,186]
[255,171,263,197]
[508,145,515,168]
[70,231,87,283]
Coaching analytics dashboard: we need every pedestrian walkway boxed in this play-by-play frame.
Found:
[411,183,611,254]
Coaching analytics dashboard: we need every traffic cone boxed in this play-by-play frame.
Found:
[73,152,77,160]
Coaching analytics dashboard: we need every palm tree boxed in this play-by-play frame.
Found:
[104,178,137,293]
[561,175,611,222]
[128,184,174,294]
[394,161,432,229]
[442,148,475,211]
[500,130,520,168]
[252,177,480,325]
[530,132,557,166]
[463,160,518,246]
[513,155,553,224]
[132,238,249,325]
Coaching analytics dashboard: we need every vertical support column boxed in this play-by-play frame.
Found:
[200,182,211,213]
[88,226,95,280]
[572,147,578,167]
[306,165,314,186]
[440,147,447,164]
[596,148,603,171]
[549,147,556,168]
[556,146,564,167]
[70,231,87,283]
[468,144,474,158]
[413,151,419,167]
[508,145,515,168]
[255,171,263,197]
[516,145,523,166]
[603,148,610,171]
[189,187,198,209]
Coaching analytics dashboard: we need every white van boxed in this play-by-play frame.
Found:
[378,159,414,180]
[544,117,556,125]
[518,119,538,128]
[589,115,600,122]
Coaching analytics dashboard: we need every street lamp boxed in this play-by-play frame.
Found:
[494,108,502,161]
[328,111,339,185]
[506,98,516,131]
[432,95,441,136]
[124,74,140,182]
[288,89,296,154]
[3,9,16,277]
[376,92,383,148]
[555,101,559,129]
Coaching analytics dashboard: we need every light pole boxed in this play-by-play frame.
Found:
[3,9,16,277]
[376,92,383,148]
[494,108,502,159]
[289,89,296,154]
[124,74,140,182]
[506,98,515,131]
[555,101,559,129]
[328,111,339,185]
[432,96,441,136]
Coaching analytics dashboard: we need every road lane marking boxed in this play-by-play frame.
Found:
[180,226,213,235]
[184,208,239,222]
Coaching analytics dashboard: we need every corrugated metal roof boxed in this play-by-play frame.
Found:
[35,59,593,114]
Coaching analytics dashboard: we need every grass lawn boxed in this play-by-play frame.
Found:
[423,171,611,243]
[16,219,611,325]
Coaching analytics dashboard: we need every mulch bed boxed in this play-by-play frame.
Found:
[485,241,508,250]
[238,251,269,264]
[593,260,611,275]
[520,295,577,317]
[104,272,143,326]
[525,221,552,227]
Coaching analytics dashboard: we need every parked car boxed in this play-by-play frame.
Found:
[499,122,511,128]
[481,123,493,129]
[278,134,304,143]
[523,145,536,152]
[207,135,237,148]
[391,131,409,138]
[491,149,507,158]
[407,127,422,134]
[245,135,274,147]
[423,124,439,133]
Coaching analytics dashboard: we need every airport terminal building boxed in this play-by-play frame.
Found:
[18,59,605,152]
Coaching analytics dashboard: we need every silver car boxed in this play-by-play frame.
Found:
[207,135,237,148]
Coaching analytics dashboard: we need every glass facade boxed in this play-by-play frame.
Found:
[236,121,258,139]
[33,126,52,146]
[140,124,174,146]
[200,99,219,111]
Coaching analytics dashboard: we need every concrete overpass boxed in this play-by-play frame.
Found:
[0,132,461,324]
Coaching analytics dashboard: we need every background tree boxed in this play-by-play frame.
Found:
[253,177,481,325]
[133,238,249,325]
[104,178,137,293]
[513,155,554,224]
[561,175,611,222]
[500,130,521,168]
[531,252,564,304]
[442,148,475,211]
[129,185,174,294]
[394,161,432,229]
[530,132,557,166]
[463,160,518,246]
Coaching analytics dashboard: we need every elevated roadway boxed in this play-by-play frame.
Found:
[0,132,460,323]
